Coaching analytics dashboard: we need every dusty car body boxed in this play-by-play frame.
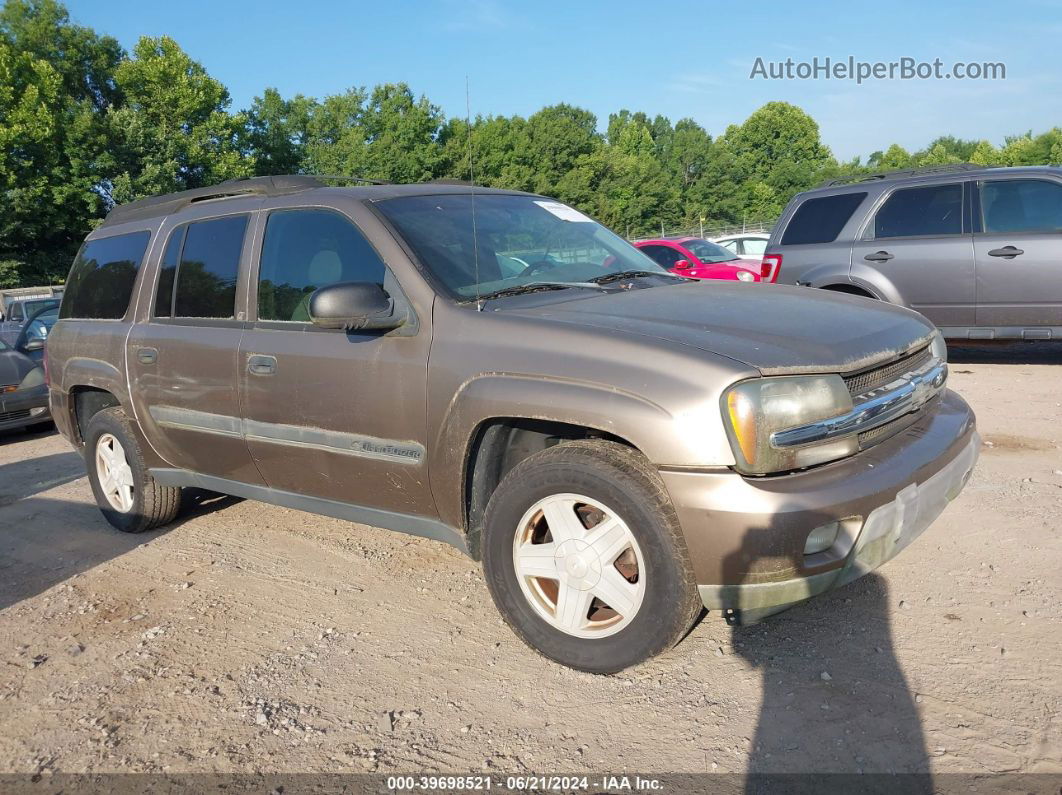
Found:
[47,176,979,672]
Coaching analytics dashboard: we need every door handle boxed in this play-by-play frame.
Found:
[247,354,277,376]
[987,246,1024,259]
[137,347,158,365]
[864,251,894,263]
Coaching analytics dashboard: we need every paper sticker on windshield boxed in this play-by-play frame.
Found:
[534,200,593,222]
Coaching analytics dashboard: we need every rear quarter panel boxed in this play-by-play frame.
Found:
[48,218,164,451]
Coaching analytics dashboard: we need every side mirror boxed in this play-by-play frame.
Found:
[673,259,692,269]
[309,282,404,331]
[23,337,45,352]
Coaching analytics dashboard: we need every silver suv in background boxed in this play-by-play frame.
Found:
[763,164,1062,340]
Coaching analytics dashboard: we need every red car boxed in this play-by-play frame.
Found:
[634,237,761,282]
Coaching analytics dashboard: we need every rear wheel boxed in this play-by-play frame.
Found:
[481,440,701,673]
[84,407,181,533]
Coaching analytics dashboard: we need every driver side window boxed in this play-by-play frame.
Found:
[641,245,682,268]
[257,209,388,322]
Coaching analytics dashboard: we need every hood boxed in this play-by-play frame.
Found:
[507,282,935,375]
[0,348,38,387]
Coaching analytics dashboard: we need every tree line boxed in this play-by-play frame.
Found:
[3,0,1061,287]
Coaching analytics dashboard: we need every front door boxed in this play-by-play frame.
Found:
[851,181,975,327]
[237,202,435,515]
[974,177,1062,329]
[127,210,263,484]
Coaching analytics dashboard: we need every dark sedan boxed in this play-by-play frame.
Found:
[0,336,50,433]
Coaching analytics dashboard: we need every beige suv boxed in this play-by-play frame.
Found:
[48,176,979,673]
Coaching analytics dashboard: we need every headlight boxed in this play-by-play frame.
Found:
[929,330,947,363]
[722,375,856,475]
[17,367,45,390]
[736,270,755,282]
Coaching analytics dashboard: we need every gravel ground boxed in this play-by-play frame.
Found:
[0,343,1059,778]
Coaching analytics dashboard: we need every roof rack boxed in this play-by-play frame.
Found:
[817,163,990,188]
[101,174,389,228]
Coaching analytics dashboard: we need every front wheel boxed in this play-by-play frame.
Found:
[481,440,701,673]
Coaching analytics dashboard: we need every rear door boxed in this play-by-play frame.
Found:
[851,181,975,327]
[973,177,1062,330]
[237,200,435,514]
[127,209,264,484]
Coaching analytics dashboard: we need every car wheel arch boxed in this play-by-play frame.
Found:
[461,417,642,560]
[71,386,122,446]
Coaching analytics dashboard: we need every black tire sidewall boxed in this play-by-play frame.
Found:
[482,449,694,674]
[84,409,154,533]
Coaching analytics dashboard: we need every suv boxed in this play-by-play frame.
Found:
[48,176,979,673]
[763,164,1062,340]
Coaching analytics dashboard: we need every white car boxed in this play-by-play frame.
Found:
[712,233,770,262]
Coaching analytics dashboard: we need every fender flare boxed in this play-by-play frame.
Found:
[430,373,682,529]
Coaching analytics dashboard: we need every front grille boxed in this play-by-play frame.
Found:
[0,409,31,423]
[857,412,921,449]
[843,345,933,397]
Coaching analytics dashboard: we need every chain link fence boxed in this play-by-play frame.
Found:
[627,218,776,242]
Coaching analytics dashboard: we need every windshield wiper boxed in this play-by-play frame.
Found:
[588,270,688,285]
[463,281,606,303]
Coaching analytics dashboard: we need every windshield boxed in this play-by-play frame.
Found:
[375,194,669,299]
[684,239,740,264]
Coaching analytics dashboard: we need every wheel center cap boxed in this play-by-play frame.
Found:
[554,540,602,591]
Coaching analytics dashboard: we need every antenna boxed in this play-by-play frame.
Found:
[465,76,482,311]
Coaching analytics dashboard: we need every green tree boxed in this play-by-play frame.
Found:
[0,0,122,109]
[246,87,315,175]
[0,0,115,284]
[524,103,601,196]
[969,140,999,165]
[105,35,253,204]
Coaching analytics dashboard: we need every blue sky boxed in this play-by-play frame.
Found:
[65,0,1061,161]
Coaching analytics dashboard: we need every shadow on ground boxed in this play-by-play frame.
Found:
[721,505,932,792]
[0,450,85,507]
[0,489,242,611]
[947,340,1060,365]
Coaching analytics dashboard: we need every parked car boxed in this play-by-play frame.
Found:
[634,237,760,282]
[15,304,59,364]
[0,296,60,346]
[712,232,770,262]
[48,176,978,673]
[0,336,50,433]
[763,164,1062,339]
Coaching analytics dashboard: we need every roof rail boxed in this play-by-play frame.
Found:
[101,174,389,228]
[817,163,990,188]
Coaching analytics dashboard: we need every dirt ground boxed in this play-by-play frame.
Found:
[0,343,1059,779]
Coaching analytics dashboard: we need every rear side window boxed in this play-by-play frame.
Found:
[153,227,184,317]
[781,193,866,245]
[980,179,1062,234]
[60,231,151,320]
[742,238,767,256]
[256,209,386,322]
[170,215,248,319]
[874,184,963,238]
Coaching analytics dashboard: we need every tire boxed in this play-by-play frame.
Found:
[83,407,181,533]
[481,439,701,674]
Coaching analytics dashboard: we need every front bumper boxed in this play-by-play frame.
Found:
[660,389,978,622]
[0,383,50,431]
